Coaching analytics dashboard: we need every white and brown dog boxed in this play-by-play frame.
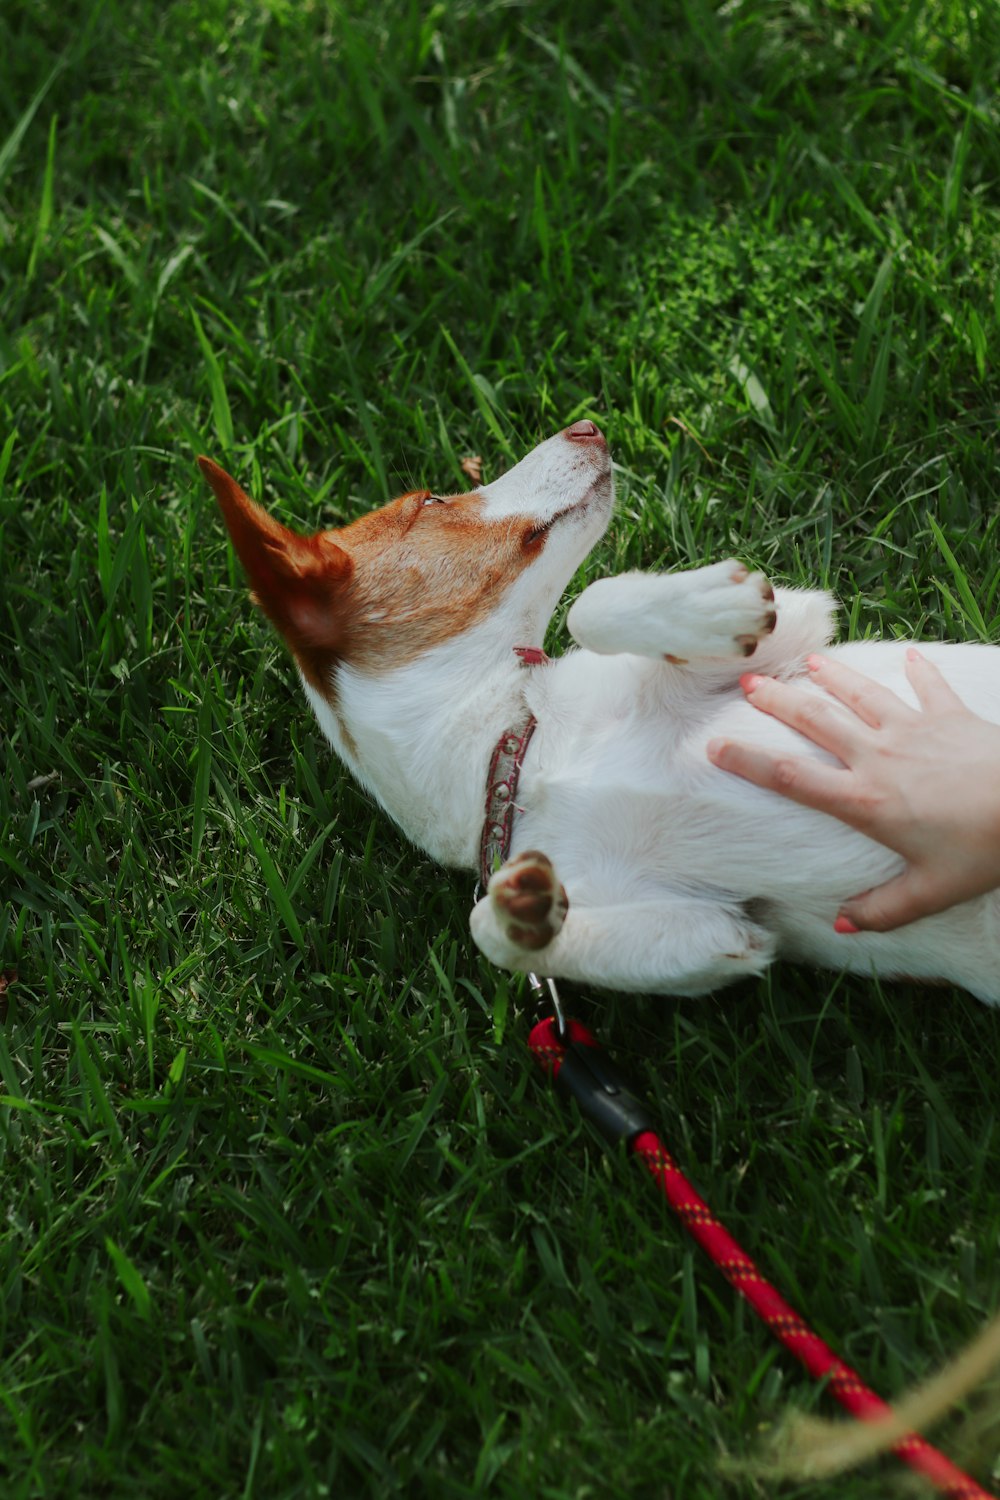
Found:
[200,422,1000,1004]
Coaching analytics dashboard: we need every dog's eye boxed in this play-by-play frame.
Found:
[422,494,448,506]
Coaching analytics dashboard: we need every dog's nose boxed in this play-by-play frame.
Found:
[564,419,605,445]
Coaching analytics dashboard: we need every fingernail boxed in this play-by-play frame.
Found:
[834,915,860,935]
[906,647,923,662]
[706,738,726,760]
[740,673,764,694]
[805,654,823,671]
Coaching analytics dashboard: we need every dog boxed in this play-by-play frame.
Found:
[200,421,1000,1005]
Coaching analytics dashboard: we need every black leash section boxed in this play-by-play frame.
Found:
[524,972,655,1145]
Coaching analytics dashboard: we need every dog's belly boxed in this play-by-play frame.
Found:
[527,636,1000,896]
[517,638,1000,1002]
[520,774,1000,1002]
[520,767,892,911]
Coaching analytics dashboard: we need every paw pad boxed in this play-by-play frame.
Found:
[489,850,568,952]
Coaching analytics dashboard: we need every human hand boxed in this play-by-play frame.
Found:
[706,650,1000,932]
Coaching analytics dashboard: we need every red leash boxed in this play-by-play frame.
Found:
[528,1004,994,1499]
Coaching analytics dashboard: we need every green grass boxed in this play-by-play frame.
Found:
[2,1,1000,1495]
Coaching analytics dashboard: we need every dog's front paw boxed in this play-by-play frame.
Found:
[566,566,776,662]
[675,559,776,661]
[489,850,568,952]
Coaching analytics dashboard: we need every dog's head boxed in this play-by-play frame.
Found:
[199,422,613,702]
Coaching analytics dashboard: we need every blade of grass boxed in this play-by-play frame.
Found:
[191,307,236,452]
[26,112,57,282]
[927,516,991,640]
[104,1237,152,1320]
[240,820,306,950]
[439,327,516,458]
[851,250,895,387]
[0,62,63,192]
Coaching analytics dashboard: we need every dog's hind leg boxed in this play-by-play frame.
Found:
[470,850,775,995]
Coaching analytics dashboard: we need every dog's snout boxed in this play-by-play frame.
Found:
[564,419,605,445]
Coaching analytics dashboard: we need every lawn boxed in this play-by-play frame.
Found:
[2,1,999,1496]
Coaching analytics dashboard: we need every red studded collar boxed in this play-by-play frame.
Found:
[479,713,538,889]
[478,646,551,888]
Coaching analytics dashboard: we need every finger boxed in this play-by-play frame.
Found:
[739,672,870,761]
[836,868,948,933]
[803,654,917,731]
[904,648,968,714]
[707,737,852,811]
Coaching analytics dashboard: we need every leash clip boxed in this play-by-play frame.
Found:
[526,971,567,1039]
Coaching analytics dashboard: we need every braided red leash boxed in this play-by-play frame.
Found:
[529,1013,995,1499]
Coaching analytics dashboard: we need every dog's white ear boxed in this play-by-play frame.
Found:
[199,457,353,665]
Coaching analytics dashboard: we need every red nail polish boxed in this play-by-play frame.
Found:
[834,915,860,935]
[805,654,822,671]
[740,673,764,694]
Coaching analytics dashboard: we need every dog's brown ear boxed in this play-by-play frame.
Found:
[198,457,353,663]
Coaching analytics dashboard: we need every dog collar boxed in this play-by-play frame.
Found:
[478,646,551,888]
[479,714,537,889]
